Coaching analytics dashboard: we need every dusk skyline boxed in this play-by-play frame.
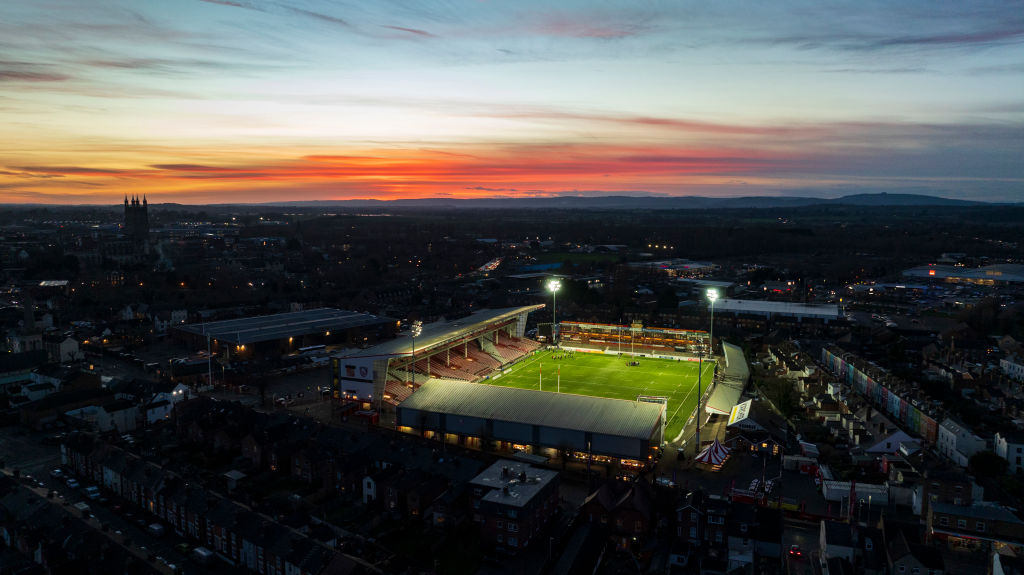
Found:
[2,1,1023,204]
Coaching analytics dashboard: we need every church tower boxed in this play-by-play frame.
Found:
[123,194,150,243]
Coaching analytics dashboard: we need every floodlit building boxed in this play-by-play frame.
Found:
[903,263,1024,285]
[396,379,665,461]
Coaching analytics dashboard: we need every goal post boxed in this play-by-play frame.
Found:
[637,395,669,445]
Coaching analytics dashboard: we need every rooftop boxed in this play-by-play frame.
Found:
[470,460,558,508]
[398,379,663,441]
[710,298,841,319]
[177,308,394,345]
[337,305,543,360]
[932,503,1024,524]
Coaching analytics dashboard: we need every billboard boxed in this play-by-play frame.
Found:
[336,357,376,401]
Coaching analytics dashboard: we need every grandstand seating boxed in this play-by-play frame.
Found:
[465,347,501,374]
[383,380,414,405]
[492,344,521,364]
[388,335,544,390]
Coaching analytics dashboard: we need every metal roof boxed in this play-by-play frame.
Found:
[337,305,544,360]
[177,308,394,345]
[710,298,840,320]
[706,342,748,415]
[398,379,663,440]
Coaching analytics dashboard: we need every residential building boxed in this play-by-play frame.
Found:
[996,432,1024,474]
[929,503,1024,552]
[937,418,987,467]
[469,460,559,553]
[582,479,655,549]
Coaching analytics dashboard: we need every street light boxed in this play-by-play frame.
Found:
[547,279,561,346]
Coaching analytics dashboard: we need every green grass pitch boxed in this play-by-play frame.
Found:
[480,349,713,441]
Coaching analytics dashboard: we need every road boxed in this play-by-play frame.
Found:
[782,518,819,575]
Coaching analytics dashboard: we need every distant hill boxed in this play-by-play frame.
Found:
[254,192,993,209]
[826,193,984,207]
[0,192,1006,210]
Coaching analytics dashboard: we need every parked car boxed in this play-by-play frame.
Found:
[84,486,101,500]
[192,547,215,565]
[66,478,80,489]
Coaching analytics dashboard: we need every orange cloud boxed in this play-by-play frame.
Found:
[1,142,798,204]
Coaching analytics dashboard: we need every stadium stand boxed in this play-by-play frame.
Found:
[559,322,706,357]
[383,380,414,405]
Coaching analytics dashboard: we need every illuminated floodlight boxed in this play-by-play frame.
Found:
[547,279,561,346]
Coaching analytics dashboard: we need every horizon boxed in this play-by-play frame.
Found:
[2,1,1023,204]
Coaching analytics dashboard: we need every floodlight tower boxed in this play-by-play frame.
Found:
[410,320,423,389]
[707,288,719,356]
[696,288,719,454]
[547,279,561,346]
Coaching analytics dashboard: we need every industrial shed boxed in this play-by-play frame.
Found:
[396,379,665,461]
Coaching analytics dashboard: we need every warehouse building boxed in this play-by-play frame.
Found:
[175,308,396,361]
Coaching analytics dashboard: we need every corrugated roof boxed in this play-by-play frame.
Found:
[176,308,394,344]
[398,379,663,440]
[711,298,840,319]
[706,342,748,415]
[337,305,544,360]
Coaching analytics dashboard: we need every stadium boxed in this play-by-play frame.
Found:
[330,307,714,466]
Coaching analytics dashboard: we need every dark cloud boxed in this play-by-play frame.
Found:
[381,25,435,38]
[283,6,351,28]
[759,25,1024,53]
[872,27,1024,49]
[0,64,69,82]
[150,164,224,171]
[14,166,126,175]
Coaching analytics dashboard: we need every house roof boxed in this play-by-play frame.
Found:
[399,379,663,441]
[823,520,853,547]
[931,503,1024,524]
[0,350,47,373]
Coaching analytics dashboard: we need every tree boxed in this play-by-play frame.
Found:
[969,451,1008,478]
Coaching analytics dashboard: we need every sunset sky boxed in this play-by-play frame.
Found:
[1,1,1022,204]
